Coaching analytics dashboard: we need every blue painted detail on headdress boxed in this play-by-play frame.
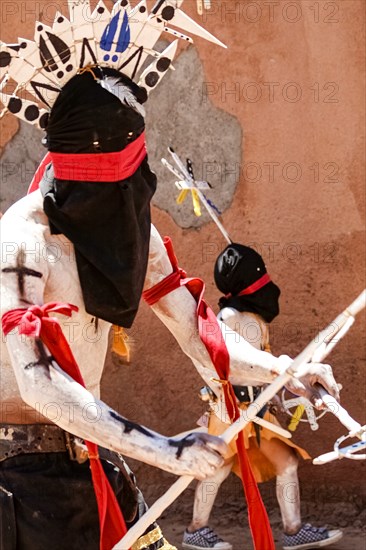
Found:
[116,11,130,53]
[101,10,130,57]
[101,12,120,52]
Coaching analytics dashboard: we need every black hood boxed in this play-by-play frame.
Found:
[41,68,156,328]
[214,243,280,323]
[45,68,147,153]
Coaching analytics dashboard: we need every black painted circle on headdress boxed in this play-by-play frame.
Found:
[214,243,281,323]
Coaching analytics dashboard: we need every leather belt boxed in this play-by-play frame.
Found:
[0,423,84,462]
[0,423,140,523]
[232,385,262,403]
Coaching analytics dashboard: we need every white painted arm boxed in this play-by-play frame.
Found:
[145,226,283,385]
[0,212,226,479]
[5,332,226,478]
[145,226,340,404]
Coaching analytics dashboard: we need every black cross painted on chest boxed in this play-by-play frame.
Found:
[2,249,42,296]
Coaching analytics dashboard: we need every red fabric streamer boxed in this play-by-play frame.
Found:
[27,131,147,193]
[142,237,275,550]
[2,303,128,550]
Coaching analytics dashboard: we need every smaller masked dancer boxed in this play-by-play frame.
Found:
[182,244,342,550]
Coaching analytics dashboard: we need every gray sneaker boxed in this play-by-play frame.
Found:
[182,527,232,550]
[283,524,343,549]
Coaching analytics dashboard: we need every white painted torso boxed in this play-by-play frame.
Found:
[1,190,111,423]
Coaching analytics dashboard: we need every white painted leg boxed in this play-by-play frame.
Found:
[276,460,301,535]
[188,461,233,532]
[259,439,301,535]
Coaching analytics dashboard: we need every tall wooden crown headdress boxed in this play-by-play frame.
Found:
[0,0,225,129]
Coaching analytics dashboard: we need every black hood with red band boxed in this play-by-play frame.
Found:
[41,70,156,328]
[45,68,147,153]
[214,243,281,323]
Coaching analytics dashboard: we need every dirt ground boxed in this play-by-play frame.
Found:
[125,463,366,550]
[159,520,365,550]
[157,499,366,550]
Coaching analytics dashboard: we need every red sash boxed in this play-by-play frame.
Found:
[2,303,128,550]
[143,237,275,550]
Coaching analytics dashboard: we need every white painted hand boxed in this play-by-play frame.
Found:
[275,354,293,373]
[286,363,340,409]
[165,432,228,480]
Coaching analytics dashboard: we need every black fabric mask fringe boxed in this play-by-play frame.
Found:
[40,70,156,328]
[214,243,281,323]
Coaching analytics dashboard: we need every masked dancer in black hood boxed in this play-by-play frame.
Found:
[183,244,342,550]
[0,3,341,549]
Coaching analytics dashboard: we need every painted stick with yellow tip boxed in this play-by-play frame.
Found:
[288,404,305,432]
[176,189,189,205]
[162,149,232,243]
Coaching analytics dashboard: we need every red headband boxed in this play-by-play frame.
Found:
[50,131,146,182]
[28,131,146,193]
[226,273,271,298]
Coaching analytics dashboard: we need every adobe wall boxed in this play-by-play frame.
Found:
[0,0,364,502]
